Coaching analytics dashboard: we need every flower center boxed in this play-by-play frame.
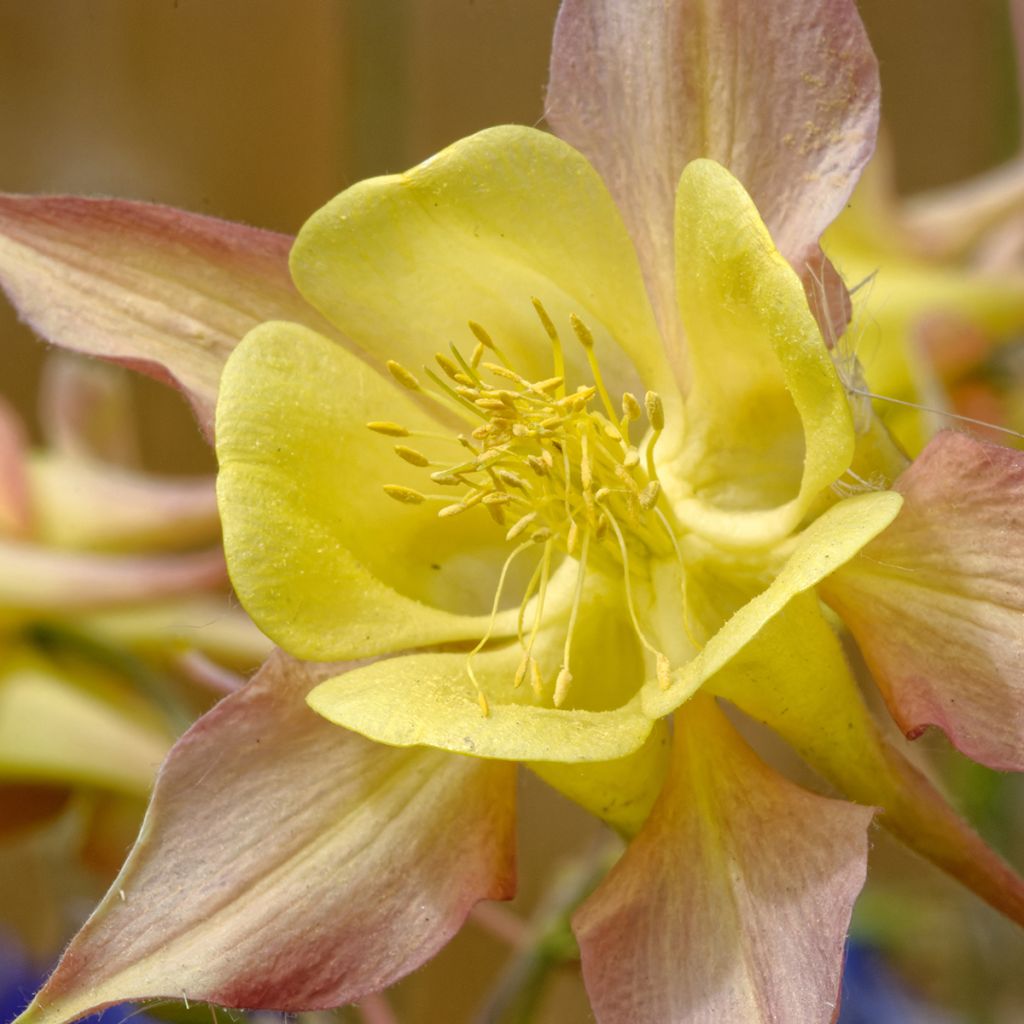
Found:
[370,300,679,712]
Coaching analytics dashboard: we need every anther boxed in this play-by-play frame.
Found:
[527,455,549,476]
[514,658,529,689]
[382,484,426,505]
[531,376,564,395]
[394,445,430,467]
[482,363,526,385]
[566,520,580,556]
[386,359,421,390]
[530,658,543,696]
[622,392,642,421]
[569,314,595,349]
[468,321,497,350]
[531,297,565,388]
[482,492,513,506]
[645,391,665,431]
[367,421,410,437]
[656,653,672,690]
[639,480,661,509]
[506,512,537,541]
[497,469,528,489]
[438,502,469,518]
[435,352,461,380]
[554,667,573,707]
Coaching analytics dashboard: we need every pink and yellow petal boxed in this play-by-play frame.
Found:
[0,541,225,618]
[216,320,530,660]
[28,455,219,553]
[0,196,341,436]
[644,490,902,719]
[574,695,871,1024]
[547,0,878,349]
[15,653,516,1024]
[823,431,1024,771]
[666,160,856,547]
[290,124,678,407]
[708,591,1024,925]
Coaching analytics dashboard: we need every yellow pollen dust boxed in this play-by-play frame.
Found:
[372,300,678,714]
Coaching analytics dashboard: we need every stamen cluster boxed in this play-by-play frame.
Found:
[370,300,676,710]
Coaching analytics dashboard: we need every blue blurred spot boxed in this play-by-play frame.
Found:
[839,941,960,1024]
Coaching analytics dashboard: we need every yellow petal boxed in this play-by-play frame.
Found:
[666,159,856,548]
[216,320,525,660]
[308,650,653,763]
[529,719,670,836]
[307,572,652,764]
[643,490,902,719]
[290,124,678,407]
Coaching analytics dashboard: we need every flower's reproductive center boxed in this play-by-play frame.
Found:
[371,300,679,713]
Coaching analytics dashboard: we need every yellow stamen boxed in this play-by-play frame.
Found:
[386,359,421,390]
[394,445,430,467]
[367,420,410,437]
[531,297,565,395]
[571,314,618,423]
[556,529,590,707]
[382,484,426,505]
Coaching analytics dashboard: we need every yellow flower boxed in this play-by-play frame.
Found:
[215,131,901,831]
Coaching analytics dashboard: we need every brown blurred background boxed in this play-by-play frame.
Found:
[0,0,1020,473]
[0,2,1021,1020]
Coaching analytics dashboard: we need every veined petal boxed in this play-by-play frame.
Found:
[290,124,678,406]
[708,591,1024,925]
[0,654,171,796]
[668,160,856,547]
[643,491,902,719]
[217,320,535,660]
[0,542,226,615]
[14,653,516,1024]
[0,196,341,436]
[28,455,219,552]
[547,0,878,348]
[823,431,1024,771]
[574,695,871,1024]
[0,397,31,537]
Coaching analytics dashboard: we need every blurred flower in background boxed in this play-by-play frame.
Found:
[0,353,268,960]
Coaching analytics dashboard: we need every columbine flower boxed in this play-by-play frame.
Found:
[3,3,1023,1024]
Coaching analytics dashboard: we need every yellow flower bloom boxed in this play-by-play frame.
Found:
[214,134,895,831]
